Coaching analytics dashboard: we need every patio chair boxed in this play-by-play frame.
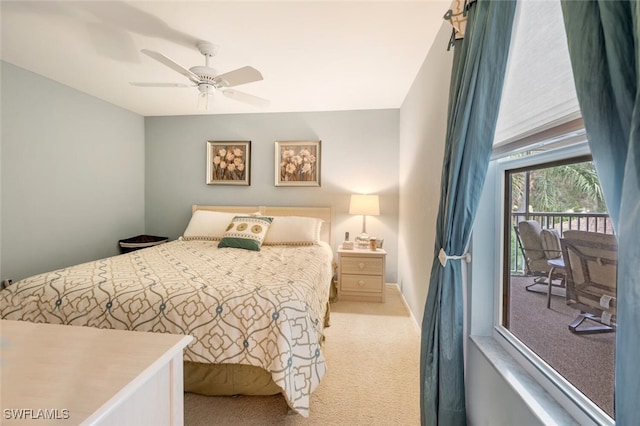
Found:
[515,220,565,307]
[561,230,617,334]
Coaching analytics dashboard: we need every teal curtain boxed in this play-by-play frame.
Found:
[420,1,516,424]
[561,1,640,422]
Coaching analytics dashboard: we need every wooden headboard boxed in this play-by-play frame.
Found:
[192,205,333,246]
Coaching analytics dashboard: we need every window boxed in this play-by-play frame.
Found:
[469,142,614,425]
[502,153,614,419]
[468,1,616,423]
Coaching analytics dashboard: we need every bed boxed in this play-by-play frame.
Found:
[0,205,334,417]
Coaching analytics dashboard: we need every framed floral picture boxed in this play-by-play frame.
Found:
[206,141,251,185]
[275,140,321,187]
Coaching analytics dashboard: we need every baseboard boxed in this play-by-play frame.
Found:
[387,283,421,333]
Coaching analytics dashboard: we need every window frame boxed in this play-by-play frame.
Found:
[470,140,614,426]
[501,152,595,329]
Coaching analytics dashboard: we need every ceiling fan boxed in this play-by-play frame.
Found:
[132,41,269,110]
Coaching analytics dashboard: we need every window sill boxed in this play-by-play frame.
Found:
[470,335,585,425]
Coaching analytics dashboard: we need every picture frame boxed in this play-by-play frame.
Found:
[275,140,321,187]
[206,141,251,185]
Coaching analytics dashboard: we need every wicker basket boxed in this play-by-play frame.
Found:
[118,234,168,254]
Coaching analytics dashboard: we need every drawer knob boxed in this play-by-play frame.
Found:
[358,262,365,270]
[358,280,365,287]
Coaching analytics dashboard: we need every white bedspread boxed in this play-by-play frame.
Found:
[0,240,334,417]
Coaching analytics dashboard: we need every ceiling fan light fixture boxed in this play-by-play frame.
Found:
[197,84,215,110]
[198,83,215,95]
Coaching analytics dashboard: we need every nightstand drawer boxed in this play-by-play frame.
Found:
[340,257,384,275]
[337,246,386,303]
[340,274,383,293]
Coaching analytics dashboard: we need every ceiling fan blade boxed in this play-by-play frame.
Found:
[130,82,190,88]
[222,89,270,108]
[141,49,200,84]
[215,66,263,87]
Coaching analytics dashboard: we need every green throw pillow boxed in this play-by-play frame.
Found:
[218,216,273,251]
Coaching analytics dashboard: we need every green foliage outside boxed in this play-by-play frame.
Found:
[511,161,606,214]
[509,160,607,274]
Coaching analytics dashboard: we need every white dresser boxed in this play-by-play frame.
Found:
[0,320,192,426]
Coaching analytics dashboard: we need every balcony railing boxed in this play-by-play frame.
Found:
[510,211,613,275]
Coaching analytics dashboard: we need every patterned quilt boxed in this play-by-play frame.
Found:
[0,240,334,417]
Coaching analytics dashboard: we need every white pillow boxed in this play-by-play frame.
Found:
[182,210,239,240]
[263,216,323,245]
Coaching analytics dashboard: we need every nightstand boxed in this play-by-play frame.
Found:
[337,245,387,302]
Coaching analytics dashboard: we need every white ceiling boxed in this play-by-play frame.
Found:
[1,1,450,117]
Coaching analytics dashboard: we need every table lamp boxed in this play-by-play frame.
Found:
[349,194,380,248]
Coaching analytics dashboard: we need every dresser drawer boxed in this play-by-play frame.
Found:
[340,257,384,275]
[340,274,383,293]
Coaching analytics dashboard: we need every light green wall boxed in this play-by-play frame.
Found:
[0,61,400,284]
[398,23,453,324]
[1,61,145,281]
[144,110,400,282]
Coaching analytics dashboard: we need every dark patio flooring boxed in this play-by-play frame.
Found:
[508,275,615,419]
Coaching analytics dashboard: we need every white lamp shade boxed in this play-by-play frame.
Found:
[349,194,380,216]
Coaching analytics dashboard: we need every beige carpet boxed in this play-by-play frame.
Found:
[184,285,421,425]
